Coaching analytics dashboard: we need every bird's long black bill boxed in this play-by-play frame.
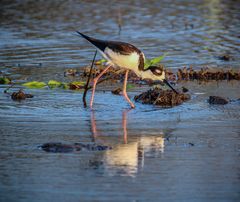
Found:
[163,79,179,94]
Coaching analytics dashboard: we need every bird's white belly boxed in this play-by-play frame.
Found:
[104,47,139,71]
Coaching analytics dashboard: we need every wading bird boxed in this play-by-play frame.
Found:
[77,32,178,108]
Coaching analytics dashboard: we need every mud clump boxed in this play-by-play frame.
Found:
[81,65,240,83]
[111,87,122,95]
[41,142,112,153]
[208,96,229,105]
[11,89,33,100]
[134,88,190,107]
[69,83,85,90]
[218,54,232,61]
[82,66,139,81]
[177,67,240,81]
[64,69,80,77]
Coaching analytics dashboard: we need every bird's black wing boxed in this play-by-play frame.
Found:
[77,31,145,70]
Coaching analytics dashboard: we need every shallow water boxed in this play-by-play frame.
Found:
[0,0,240,73]
[0,0,240,201]
[1,81,240,201]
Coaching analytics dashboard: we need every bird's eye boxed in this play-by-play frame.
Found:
[150,66,163,76]
[155,69,162,74]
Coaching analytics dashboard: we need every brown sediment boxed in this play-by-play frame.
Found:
[182,86,189,93]
[81,65,240,83]
[82,66,139,81]
[176,67,240,81]
[11,89,33,100]
[208,96,229,105]
[111,87,122,95]
[134,88,190,107]
[65,65,240,93]
[69,83,85,90]
[64,69,80,77]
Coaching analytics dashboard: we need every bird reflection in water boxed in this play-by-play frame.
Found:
[90,110,165,177]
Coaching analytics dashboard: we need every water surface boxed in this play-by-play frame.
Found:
[0,0,240,201]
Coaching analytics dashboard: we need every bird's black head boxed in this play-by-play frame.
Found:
[141,65,178,94]
[140,65,165,81]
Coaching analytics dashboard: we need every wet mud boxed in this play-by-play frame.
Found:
[11,89,33,100]
[177,67,240,81]
[134,88,190,107]
[208,96,229,105]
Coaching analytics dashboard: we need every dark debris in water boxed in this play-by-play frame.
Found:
[208,96,229,105]
[134,88,190,107]
[11,89,33,101]
[41,142,112,153]
[217,54,232,61]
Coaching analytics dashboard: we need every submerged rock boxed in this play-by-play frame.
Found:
[208,96,229,105]
[134,88,190,107]
[41,142,112,153]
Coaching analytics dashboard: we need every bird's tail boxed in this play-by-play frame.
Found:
[76,31,107,52]
[76,31,92,42]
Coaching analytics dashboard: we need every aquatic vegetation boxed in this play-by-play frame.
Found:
[94,59,107,65]
[0,77,11,84]
[48,80,65,88]
[22,81,47,88]
[144,53,168,69]
[22,80,82,90]
[127,83,135,90]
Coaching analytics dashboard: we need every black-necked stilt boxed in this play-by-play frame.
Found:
[77,31,178,108]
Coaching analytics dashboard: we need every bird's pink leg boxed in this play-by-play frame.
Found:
[123,70,135,108]
[90,64,111,108]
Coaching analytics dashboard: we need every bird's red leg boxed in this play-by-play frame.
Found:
[90,64,111,108]
[123,70,135,108]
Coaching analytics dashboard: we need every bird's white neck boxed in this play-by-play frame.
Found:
[138,70,151,79]
[138,69,165,81]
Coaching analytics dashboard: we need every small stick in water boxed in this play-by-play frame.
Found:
[117,7,122,36]
[83,50,97,108]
